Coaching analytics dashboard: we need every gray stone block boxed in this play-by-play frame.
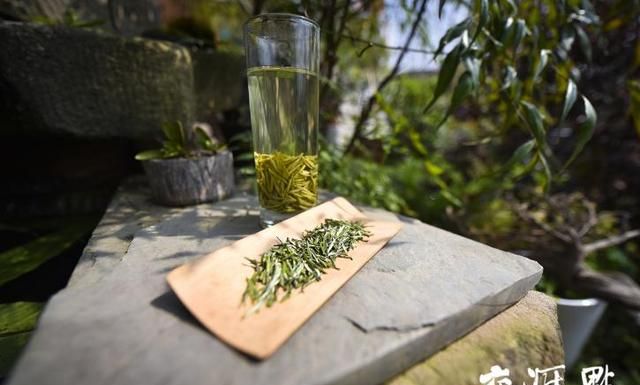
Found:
[7,185,543,385]
[192,49,245,117]
[387,291,564,385]
[0,21,194,139]
[0,0,67,21]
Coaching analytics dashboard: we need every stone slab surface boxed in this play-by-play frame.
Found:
[388,291,564,385]
[7,179,543,385]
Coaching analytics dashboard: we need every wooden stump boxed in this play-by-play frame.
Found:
[141,151,235,206]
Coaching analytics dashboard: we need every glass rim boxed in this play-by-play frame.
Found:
[244,13,319,30]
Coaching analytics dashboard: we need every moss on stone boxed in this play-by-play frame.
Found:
[388,291,564,385]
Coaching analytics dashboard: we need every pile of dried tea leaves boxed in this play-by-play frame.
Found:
[243,219,371,313]
[254,151,318,213]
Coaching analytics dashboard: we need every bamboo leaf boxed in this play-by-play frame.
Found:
[501,66,518,90]
[424,45,461,113]
[561,79,578,122]
[504,0,517,16]
[438,71,473,127]
[562,95,597,170]
[504,140,535,172]
[521,101,548,155]
[434,18,470,58]
[574,24,592,62]
[463,56,481,88]
[511,18,527,52]
[533,49,551,82]
[473,0,489,41]
[538,149,553,189]
[521,101,552,188]
[560,25,575,53]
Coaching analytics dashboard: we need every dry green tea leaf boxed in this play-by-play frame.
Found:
[243,219,371,314]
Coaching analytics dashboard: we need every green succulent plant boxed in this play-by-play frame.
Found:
[135,121,226,161]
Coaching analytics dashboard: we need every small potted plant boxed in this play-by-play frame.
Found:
[135,121,234,206]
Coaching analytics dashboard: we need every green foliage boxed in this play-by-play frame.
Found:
[370,72,542,227]
[421,0,602,188]
[31,9,104,28]
[629,80,640,137]
[135,121,226,161]
[319,146,413,216]
[0,302,43,337]
[0,218,94,286]
[562,96,596,170]
[0,302,43,376]
[561,79,578,123]
[424,45,461,114]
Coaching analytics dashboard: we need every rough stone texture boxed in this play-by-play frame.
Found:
[7,178,547,385]
[192,49,246,117]
[0,21,194,139]
[78,0,160,36]
[66,177,212,288]
[142,151,235,206]
[387,291,564,385]
[0,0,67,21]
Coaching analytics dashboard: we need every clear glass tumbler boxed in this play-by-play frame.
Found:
[244,14,320,227]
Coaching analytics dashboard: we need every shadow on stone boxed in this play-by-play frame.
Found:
[150,290,203,330]
[150,290,262,363]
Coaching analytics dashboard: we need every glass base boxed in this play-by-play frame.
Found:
[259,207,300,228]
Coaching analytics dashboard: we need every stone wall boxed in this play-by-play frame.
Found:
[0,21,245,217]
[0,21,194,139]
[0,0,68,21]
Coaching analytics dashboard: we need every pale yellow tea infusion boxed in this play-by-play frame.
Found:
[254,151,318,213]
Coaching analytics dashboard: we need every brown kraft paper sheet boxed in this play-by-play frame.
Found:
[167,197,403,359]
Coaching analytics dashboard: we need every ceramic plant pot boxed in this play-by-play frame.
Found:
[142,151,235,206]
[557,297,607,369]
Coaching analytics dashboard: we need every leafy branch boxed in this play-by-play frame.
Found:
[344,0,429,154]
[513,194,640,317]
[344,0,600,191]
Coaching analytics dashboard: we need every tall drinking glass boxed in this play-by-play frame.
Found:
[244,14,320,227]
